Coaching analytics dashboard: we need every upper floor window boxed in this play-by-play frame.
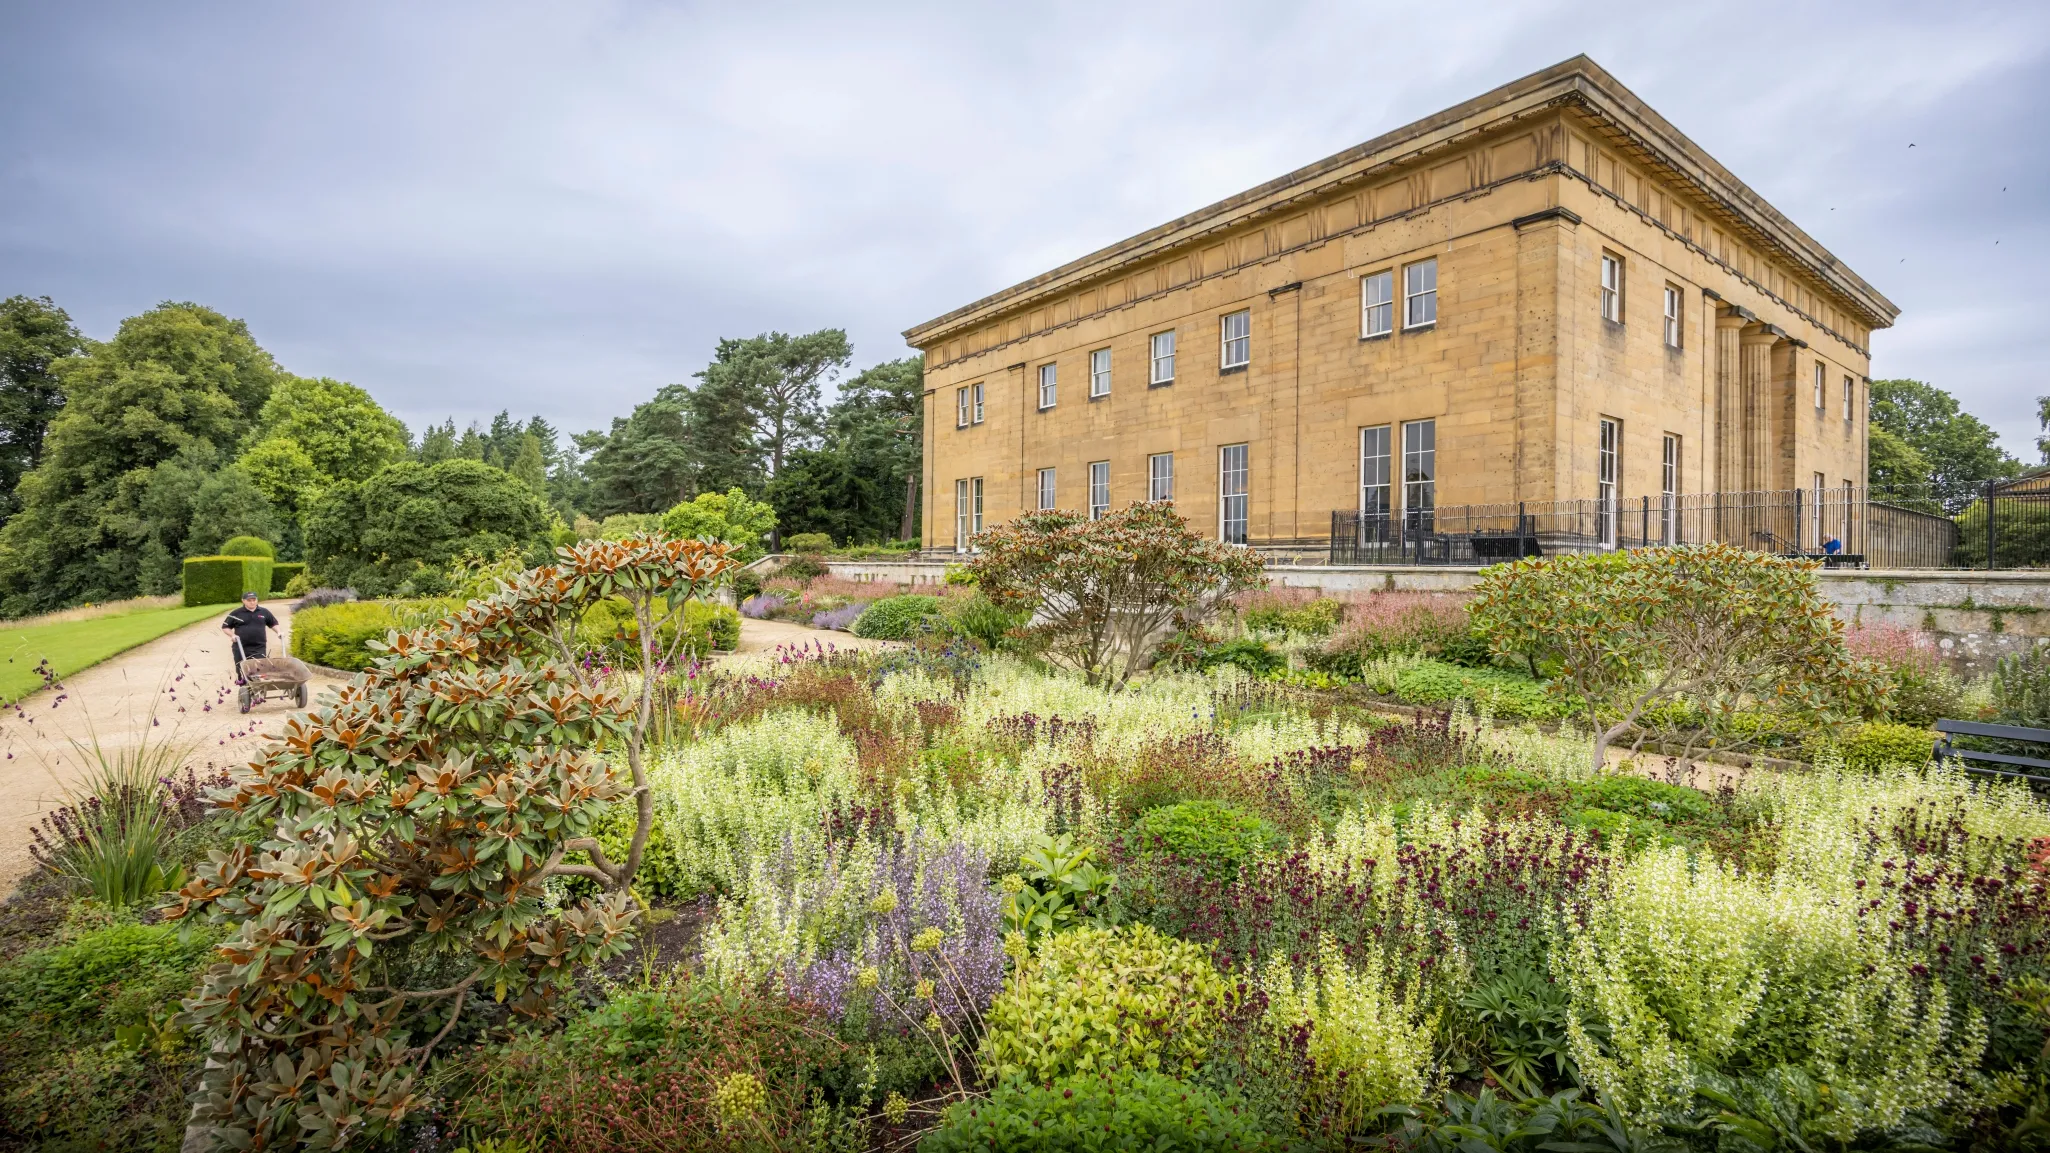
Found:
[956,387,970,428]
[1843,376,1855,423]
[1088,460,1110,520]
[1148,453,1174,502]
[1600,253,1623,323]
[1220,310,1250,370]
[1150,330,1176,385]
[1037,467,1056,511]
[1361,270,1394,337]
[1662,285,1682,348]
[1404,259,1437,328]
[1037,362,1057,410]
[1089,348,1111,398]
[972,381,984,424]
[1814,363,1825,411]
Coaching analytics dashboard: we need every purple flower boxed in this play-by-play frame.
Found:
[810,603,868,632]
[740,593,786,619]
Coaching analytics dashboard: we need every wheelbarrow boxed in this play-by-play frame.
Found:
[233,638,312,713]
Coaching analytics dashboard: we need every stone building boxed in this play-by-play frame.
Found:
[903,55,1898,557]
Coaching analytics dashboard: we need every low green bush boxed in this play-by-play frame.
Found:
[1245,597,1342,638]
[1199,639,1284,676]
[948,591,1029,650]
[983,923,1226,1083]
[1566,806,1670,851]
[1815,721,1934,770]
[924,1071,1282,1152]
[1133,801,1283,881]
[782,531,834,553]
[1569,776,1714,825]
[269,561,306,593]
[777,554,829,582]
[685,600,740,653]
[290,600,401,670]
[576,597,739,659]
[852,594,944,640]
[218,535,275,559]
[1390,659,1570,720]
[1,922,214,1025]
[181,556,274,606]
[282,571,314,597]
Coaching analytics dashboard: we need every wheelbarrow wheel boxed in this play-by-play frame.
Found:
[295,683,308,708]
[238,686,251,714]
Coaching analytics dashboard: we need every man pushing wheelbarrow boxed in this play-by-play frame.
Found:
[221,591,311,712]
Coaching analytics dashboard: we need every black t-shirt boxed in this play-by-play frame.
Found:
[222,606,278,653]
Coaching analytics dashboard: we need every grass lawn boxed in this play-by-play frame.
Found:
[0,602,227,703]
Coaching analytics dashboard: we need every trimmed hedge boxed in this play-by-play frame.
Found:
[182,556,275,606]
[219,535,276,559]
[269,562,306,593]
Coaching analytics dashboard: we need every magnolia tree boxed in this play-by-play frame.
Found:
[969,502,1264,687]
[165,535,736,1150]
[1469,542,1879,773]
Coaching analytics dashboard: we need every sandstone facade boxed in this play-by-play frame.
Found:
[905,56,1898,552]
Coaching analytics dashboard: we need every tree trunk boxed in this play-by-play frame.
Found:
[899,475,919,543]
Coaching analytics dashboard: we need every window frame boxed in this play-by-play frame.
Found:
[1148,453,1174,503]
[1814,362,1825,412]
[1401,419,1436,532]
[1088,460,1110,520]
[972,381,984,424]
[1361,270,1394,338]
[1596,417,1621,548]
[1089,347,1112,398]
[1660,433,1680,545]
[1150,330,1176,386]
[1812,471,1826,549]
[1662,284,1682,348]
[1360,425,1392,540]
[953,478,970,553]
[1037,362,1057,410]
[1219,310,1251,371]
[1843,376,1855,423]
[1403,259,1438,329]
[1599,253,1623,324]
[955,387,970,429]
[1218,443,1249,545]
[971,477,984,536]
[1036,467,1056,511]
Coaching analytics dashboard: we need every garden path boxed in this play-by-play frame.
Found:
[0,602,345,896]
[730,617,897,654]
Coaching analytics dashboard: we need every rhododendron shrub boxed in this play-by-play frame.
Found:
[969,502,1264,688]
[1470,543,1879,772]
[165,535,736,1150]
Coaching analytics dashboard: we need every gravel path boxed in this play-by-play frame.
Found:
[0,602,345,896]
[0,611,887,896]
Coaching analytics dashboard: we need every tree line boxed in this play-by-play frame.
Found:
[0,295,922,616]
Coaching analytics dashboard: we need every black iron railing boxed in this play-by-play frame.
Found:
[1324,480,2050,569]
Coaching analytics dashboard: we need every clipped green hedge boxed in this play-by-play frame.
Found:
[219,535,276,559]
[1811,721,1935,771]
[291,601,401,671]
[269,562,306,593]
[182,556,275,606]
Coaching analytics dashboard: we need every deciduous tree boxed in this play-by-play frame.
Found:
[0,295,84,521]
[305,458,551,595]
[1870,378,2019,510]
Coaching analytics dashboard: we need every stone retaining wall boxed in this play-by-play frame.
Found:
[814,557,2050,674]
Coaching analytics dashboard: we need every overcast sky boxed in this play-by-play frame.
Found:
[3,2,2045,459]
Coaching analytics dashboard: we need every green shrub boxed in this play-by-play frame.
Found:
[984,923,1226,1083]
[269,561,306,593]
[575,597,739,659]
[1390,659,1570,719]
[1815,721,1934,770]
[1199,639,1284,676]
[1133,801,1283,881]
[1246,597,1342,638]
[925,1071,1282,1152]
[218,535,275,559]
[948,592,1029,650]
[1,922,214,1025]
[1437,627,1498,668]
[290,600,401,670]
[1569,776,1714,825]
[181,555,274,606]
[282,571,314,597]
[1993,644,2050,728]
[1566,806,1668,851]
[777,554,828,582]
[852,594,944,640]
[733,568,764,602]
[783,531,834,553]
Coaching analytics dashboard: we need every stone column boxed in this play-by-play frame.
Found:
[1739,327,1780,492]
[1713,309,1750,493]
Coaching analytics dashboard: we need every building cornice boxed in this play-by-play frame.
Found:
[903,55,1897,350]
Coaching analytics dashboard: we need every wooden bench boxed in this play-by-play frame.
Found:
[1933,719,2050,786]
